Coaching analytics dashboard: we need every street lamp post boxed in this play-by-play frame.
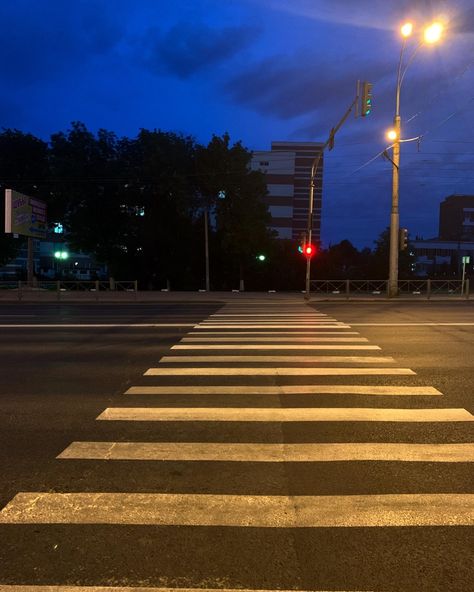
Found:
[387,35,406,298]
[388,21,443,297]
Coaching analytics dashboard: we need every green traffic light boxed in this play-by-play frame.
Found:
[257,254,266,261]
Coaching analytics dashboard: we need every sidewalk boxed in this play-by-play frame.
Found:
[0,289,471,303]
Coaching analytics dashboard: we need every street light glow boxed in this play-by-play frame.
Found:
[387,129,398,141]
[424,22,443,44]
[401,22,413,38]
[54,251,69,260]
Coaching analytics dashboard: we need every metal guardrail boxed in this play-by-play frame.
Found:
[309,279,470,299]
[0,278,470,300]
[0,280,138,301]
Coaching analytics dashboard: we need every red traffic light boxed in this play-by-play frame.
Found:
[303,243,316,257]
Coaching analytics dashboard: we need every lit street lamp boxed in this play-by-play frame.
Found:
[388,21,443,297]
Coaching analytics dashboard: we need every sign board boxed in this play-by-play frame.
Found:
[4,189,47,239]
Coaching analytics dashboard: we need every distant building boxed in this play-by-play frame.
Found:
[412,238,474,277]
[251,141,324,242]
[439,194,474,241]
[412,194,474,277]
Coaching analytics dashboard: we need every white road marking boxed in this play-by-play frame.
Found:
[193,325,352,335]
[179,343,379,350]
[159,355,394,364]
[201,317,338,325]
[201,321,344,325]
[124,385,442,396]
[173,343,371,350]
[211,312,331,315]
[58,442,474,462]
[144,367,413,376]
[1,492,472,527]
[97,407,471,422]
[194,325,352,329]
[183,334,362,339]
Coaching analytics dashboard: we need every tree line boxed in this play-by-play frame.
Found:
[0,123,413,289]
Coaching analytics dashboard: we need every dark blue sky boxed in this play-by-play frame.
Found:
[1,0,473,248]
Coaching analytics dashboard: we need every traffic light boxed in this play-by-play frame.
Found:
[302,243,316,258]
[361,82,373,117]
[399,228,408,251]
[256,254,266,262]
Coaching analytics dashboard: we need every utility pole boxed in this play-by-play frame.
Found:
[304,89,362,300]
[27,237,34,285]
[204,207,210,291]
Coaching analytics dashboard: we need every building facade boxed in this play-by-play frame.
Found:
[411,195,474,277]
[412,238,474,277]
[251,141,324,242]
[439,194,474,241]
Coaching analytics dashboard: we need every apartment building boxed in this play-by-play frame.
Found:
[251,141,324,242]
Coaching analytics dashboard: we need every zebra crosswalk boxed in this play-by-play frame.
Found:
[0,302,473,591]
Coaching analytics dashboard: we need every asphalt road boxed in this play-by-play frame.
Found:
[0,300,472,592]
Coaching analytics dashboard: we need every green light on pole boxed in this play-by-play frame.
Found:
[256,254,266,262]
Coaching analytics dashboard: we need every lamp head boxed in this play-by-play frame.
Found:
[401,22,413,38]
[424,22,443,44]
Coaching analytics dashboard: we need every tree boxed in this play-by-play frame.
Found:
[196,133,275,289]
[314,240,361,279]
[48,123,201,285]
[119,129,199,287]
[48,123,124,271]
[368,227,414,279]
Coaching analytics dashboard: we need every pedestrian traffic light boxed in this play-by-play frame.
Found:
[302,243,316,258]
[399,228,408,250]
[361,82,373,117]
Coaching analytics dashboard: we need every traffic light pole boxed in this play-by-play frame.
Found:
[304,94,359,301]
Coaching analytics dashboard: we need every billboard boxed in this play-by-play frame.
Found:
[4,189,47,239]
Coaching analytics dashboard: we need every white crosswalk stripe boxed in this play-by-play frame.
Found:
[182,335,365,340]
[193,324,352,328]
[185,331,361,335]
[58,441,474,462]
[159,355,395,363]
[173,342,372,349]
[96,407,473,422]
[144,367,414,376]
[1,492,472,527]
[124,385,442,395]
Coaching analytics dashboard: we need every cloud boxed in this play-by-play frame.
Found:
[143,22,261,79]
[225,50,390,121]
[0,0,125,85]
